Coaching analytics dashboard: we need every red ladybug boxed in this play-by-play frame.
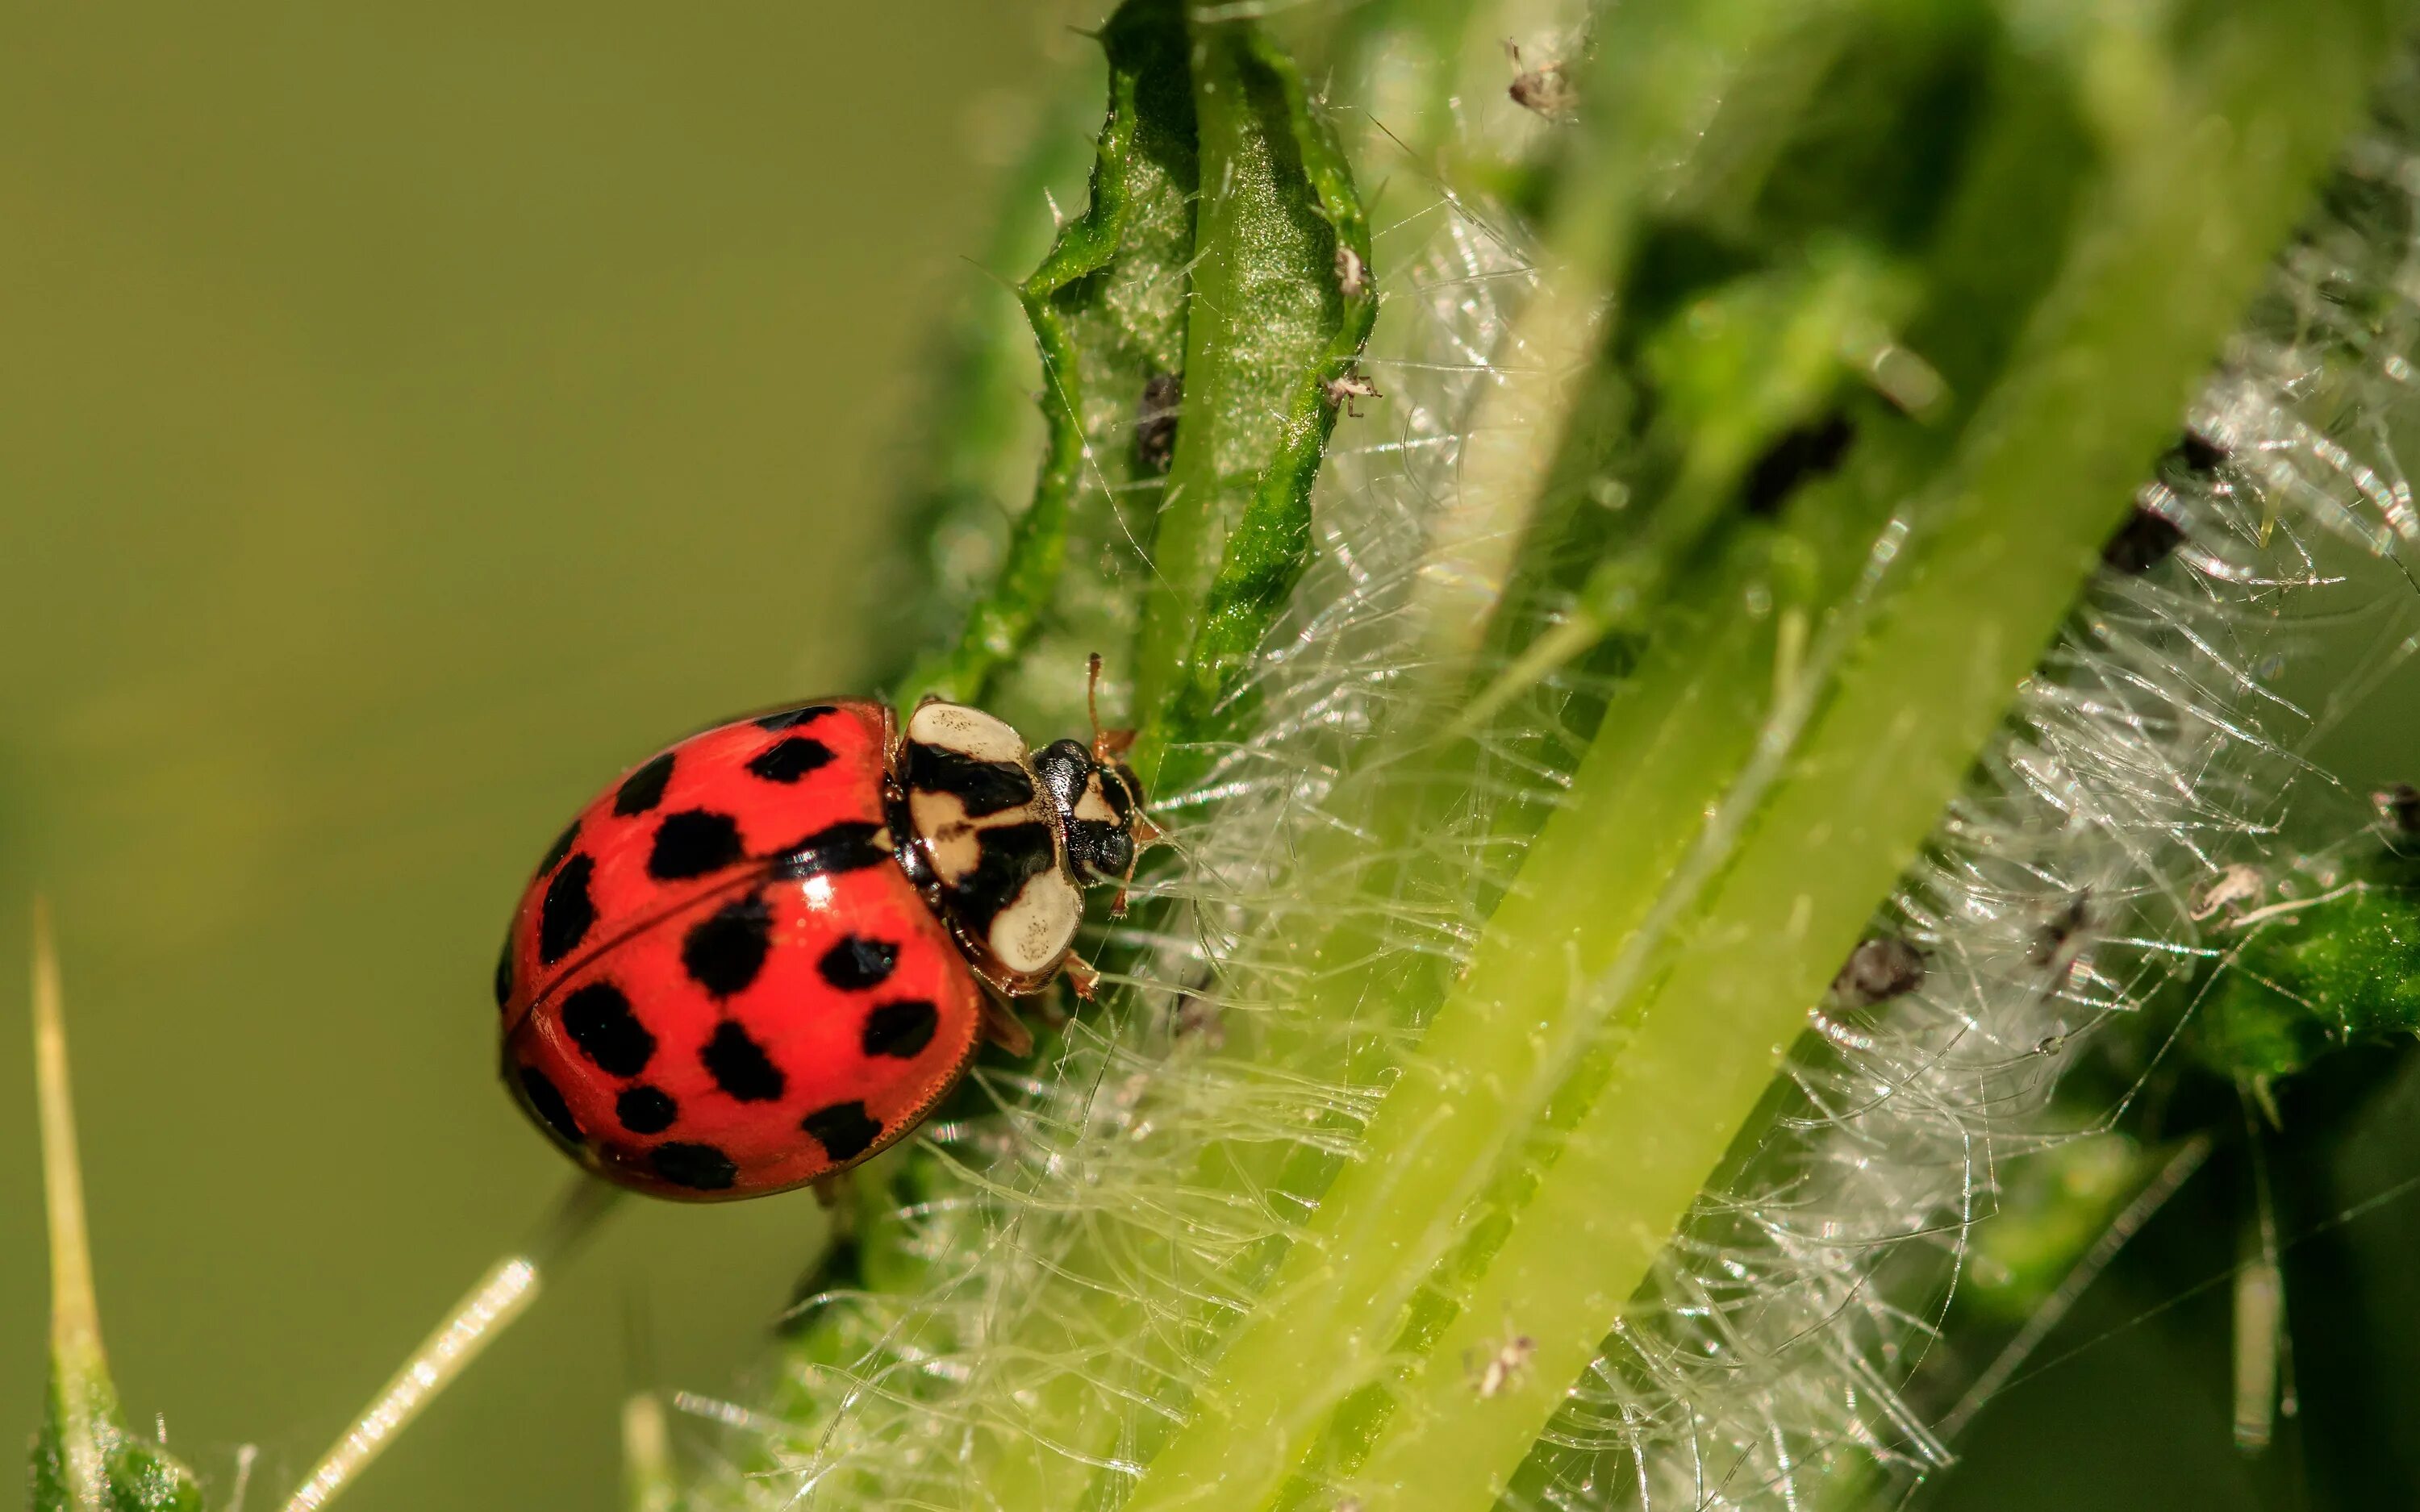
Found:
[495,677,1151,1200]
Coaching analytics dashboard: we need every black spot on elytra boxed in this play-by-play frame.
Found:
[907,741,1036,818]
[561,981,656,1077]
[747,736,835,784]
[861,1000,937,1060]
[537,820,580,877]
[682,893,774,996]
[539,854,597,965]
[614,752,677,816]
[819,935,899,990]
[756,703,838,732]
[649,809,745,880]
[773,821,891,880]
[941,821,1055,931]
[517,1064,582,1145]
[492,935,515,1010]
[2103,507,2186,573]
[703,1021,786,1102]
[615,1085,678,1135]
[650,1141,737,1191]
[801,1101,882,1164]
[1742,414,1856,516]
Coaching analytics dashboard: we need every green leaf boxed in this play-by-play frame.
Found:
[1119,2,2414,1508]
[2194,841,2420,1079]
[1131,21,1378,784]
[27,906,205,1512]
[903,0,1200,710]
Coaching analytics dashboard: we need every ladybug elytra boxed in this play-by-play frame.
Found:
[495,683,1151,1200]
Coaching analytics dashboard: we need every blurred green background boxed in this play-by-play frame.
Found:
[0,6,1072,1509]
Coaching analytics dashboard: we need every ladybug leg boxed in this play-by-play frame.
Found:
[811,1170,855,1210]
[1061,953,1100,1002]
[979,993,1036,1056]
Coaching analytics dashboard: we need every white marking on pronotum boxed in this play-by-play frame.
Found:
[908,702,1026,764]
[992,868,1083,976]
[1074,778,1121,827]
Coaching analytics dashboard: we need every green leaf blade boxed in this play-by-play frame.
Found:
[907,0,1200,710]
[1132,14,1375,785]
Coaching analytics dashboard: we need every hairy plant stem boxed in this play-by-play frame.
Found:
[1410,0,1841,669]
[1119,2,2410,1510]
[31,903,202,1512]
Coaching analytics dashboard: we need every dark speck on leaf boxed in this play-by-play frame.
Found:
[1830,936,1925,1008]
[1137,372,1182,473]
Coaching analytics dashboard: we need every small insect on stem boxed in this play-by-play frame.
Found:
[1504,40,1577,120]
[1136,372,1182,474]
[2190,864,2265,921]
[1466,1320,1536,1399]
[1334,243,1368,301]
[2033,892,2093,985]
[1828,935,1926,1008]
[2102,502,2188,573]
[1324,366,1382,419]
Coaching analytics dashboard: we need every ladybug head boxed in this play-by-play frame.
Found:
[1036,739,1156,896]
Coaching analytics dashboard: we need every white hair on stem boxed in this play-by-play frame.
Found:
[686,45,2420,1512]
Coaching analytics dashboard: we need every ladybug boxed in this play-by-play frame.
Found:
[494,668,1152,1200]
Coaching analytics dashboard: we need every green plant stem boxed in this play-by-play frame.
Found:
[30,902,202,1512]
[281,1177,622,1512]
[1120,3,2405,1509]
